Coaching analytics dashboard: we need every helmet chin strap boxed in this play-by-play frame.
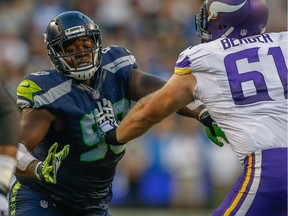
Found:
[58,57,98,80]
[66,67,97,81]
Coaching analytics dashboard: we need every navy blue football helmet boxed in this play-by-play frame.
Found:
[195,0,269,42]
[44,11,102,80]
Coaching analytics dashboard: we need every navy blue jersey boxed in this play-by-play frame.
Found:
[16,46,137,209]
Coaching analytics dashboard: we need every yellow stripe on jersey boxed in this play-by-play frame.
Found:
[17,79,42,102]
[174,67,192,75]
[224,154,253,216]
[10,181,21,216]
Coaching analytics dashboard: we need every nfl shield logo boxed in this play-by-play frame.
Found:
[240,29,248,37]
[92,90,100,99]
[40,200,48,208]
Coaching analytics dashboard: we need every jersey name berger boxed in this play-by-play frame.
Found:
[221,33,274,50]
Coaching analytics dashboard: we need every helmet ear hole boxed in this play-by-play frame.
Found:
[216,23,223,30]
[216,23,227,31]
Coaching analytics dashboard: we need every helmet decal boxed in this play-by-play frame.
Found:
[195,0,268,42]
[209,0,248,21]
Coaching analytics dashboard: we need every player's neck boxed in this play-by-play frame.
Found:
[81,78,92,86]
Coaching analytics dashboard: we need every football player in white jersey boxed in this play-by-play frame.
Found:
[0,84,19,216]
[102,0,288,215]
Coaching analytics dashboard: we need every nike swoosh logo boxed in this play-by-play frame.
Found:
[20,83,30,88]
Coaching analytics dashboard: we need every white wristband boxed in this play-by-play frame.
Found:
[16,143,37,171]
[34,161,43,181]
[198,108,208,120]
[0,155,16,191]
[187,100,204,110]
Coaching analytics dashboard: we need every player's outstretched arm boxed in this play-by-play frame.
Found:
[129,68,228,147]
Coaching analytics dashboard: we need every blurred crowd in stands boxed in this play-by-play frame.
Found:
[0,0,286,209]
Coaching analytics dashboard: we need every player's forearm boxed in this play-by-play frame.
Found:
[176,104,206,120]
[117,89,181,143]
[117,95,159,143]
[15,143,39,179]
[15,160,39,179]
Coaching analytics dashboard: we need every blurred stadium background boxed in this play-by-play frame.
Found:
[0,0,286,215]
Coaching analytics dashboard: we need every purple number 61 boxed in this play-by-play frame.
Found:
[224,47,287,105]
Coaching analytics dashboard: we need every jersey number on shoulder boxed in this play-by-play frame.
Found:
[224,46,287,105]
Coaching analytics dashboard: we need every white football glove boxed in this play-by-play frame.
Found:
[95,98,118,137]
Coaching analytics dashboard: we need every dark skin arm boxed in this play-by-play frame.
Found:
[128,68,203,119]
[16,160,40,179]
[20,108,55,151]
[15,108,55,178]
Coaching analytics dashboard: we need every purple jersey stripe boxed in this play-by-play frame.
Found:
[174,55,192,75]
[175,55,191,68]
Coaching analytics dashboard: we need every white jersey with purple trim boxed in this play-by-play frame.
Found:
[175,32,288,163]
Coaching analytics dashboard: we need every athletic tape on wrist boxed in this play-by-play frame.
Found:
[0,155,16,193]
[16,143,37,171]
[187,100,204,110]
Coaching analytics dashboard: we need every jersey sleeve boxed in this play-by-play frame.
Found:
[16,71,72,110]
[174,49,193,75]
[174,44,212,76]
[101,45,138,72]
[120,46,138,69]
[101,45,138,89]
[16,77,44,109]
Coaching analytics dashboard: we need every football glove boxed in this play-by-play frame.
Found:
[95,98,118,137]
[199,110,228,147]
[35,142,70,184]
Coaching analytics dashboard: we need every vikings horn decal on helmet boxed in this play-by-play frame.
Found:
[195,0,269,42]
[44,11,102,80]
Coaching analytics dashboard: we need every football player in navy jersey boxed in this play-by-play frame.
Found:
[10,11,227,216]
[0,84,19,216]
